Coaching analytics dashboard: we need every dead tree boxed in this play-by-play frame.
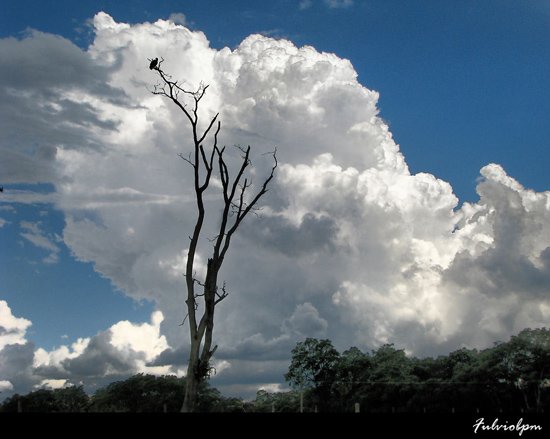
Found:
[149,58,277,412]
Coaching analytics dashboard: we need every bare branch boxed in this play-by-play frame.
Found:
[197,121,221,192]
[178,152,196,168]
[197,113,219,146]
[214,282,229,305]
[179,314,189,326]
[148,58,277,412]
[220,148,277,260]
[199,144,209,171]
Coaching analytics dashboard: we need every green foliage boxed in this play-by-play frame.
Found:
[90,374,185,412]
[285,338,340,389]
[282,329,550,413]
[0,386,89,413]
[89,373,239,412]
[252,389,302,412]
[0,375,243,413]
[284,338,340,411]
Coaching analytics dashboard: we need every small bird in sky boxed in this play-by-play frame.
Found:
[149,57,158,70]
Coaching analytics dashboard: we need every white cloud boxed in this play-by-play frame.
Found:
[109,310,169,363]
[0,300,32,350]
[0,301,40,397]
[34,311,170,381]
[33,337,90,369]
[0,298,177,400]
[258,383,285,393]
[0,308,173,401]
[57,11,550,365]
[0,380,13,392]
[36,379,68,390]
[1,12,550,397]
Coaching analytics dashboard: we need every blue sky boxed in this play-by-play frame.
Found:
[1,0,549,398]
[0,191,149,350]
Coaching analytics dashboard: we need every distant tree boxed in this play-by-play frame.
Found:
[90,374,185,412]
[282,329,550,413]
[0,386,89,412]
[252,389,301,412]
[285,338,340,411]
[53,386,90,412]
[356,344,416,413]
[485,328,550,412]
[148,59,277,412]
[89,373,239,412]
[0,390,53,412]
[332,346,371,411]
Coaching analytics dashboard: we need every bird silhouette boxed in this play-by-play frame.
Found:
[149,57,158,70]
[0,186,3,192]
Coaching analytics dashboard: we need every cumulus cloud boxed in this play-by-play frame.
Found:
[282,302,328,338]
[0,300,32,350]
[0,302,38,395]
[1,12,549,397]
[0,303,172,399]
[34,310,170,383]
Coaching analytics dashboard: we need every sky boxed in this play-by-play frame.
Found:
[1,0,550,400]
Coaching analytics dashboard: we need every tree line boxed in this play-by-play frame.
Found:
[284,328,550,413]
[0,374,245,413]
[1,327,548,412]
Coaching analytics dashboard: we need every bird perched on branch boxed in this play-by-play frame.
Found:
[149,57,158,70]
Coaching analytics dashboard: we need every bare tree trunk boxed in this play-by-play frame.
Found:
[149,59,277,413]
[181,260,219,412]
[182,339,201,412]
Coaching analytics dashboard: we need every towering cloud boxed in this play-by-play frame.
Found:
[1,12,549,396]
